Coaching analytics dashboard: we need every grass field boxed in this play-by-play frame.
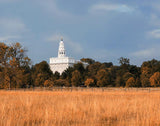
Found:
[0,89,160,126]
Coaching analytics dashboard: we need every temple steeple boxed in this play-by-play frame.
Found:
[58,38,66,57]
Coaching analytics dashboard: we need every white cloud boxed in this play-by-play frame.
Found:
[0,18,28,41]
[0,18,27,34]
[47,34,83,54]
[148,29,160,39]
[38,0,73,18]
[89,3,135,14]
[131,48,156,58]
[149,14,160,27]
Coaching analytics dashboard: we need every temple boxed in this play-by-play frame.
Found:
[49,38,88,74]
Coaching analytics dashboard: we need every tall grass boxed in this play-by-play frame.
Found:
[0,90,160,126]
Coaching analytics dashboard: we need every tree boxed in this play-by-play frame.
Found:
[32,61,53,87]
[141,78,150,87]
[96,69,110,87]
[44,78,54,87]
[150,72,160,87]
[135,77,141,87]
[126,77,136,87]
[71,70,81,86]
[87,62,102,78]
[118,57,130,66]
[54,79,70,87]
[53,71,60,80]
[123,72,133,84]
[73,63,85,74]
[140,67,152,87]
[61,67,74,84]
[85,78,95,87]
[115,76,123,87]
[80,58,95,65]
[0,42,31,89]
[102,62,113,68]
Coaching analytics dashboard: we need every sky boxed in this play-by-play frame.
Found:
[0,0,160,66]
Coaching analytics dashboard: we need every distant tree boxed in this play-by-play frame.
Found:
[53,71,60,80]
[126,77,136,87]
[135,77,141,87]
[32,61,52,87]
[123,72,134,85]
[61,67,74,84]
[87,62,102,78]
[44,78,54,87]
[129,65,141,78]
[96,69,110,87]
[85,78,95,87]
[102,62,113,68]
[73,62,85,74]
[80,58,95,65]
[118,57,130,66]
[141,78,150,87]
[54,79,70,87]
[140,67,152,87]
[0,42,31,89]
[150,72,160,87]
[115,76,123,87]
[71,70,81,86]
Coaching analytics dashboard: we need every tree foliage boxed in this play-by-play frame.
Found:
[126,77,136,87]
[1,42,160,88]
[85,78,95,87]
[150,72,160,87]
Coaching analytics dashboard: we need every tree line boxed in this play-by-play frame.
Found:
[1,42,160,89]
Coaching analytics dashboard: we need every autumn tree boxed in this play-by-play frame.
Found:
[140,66,151,87]
[123,72,134,86]
[61,67,74,84]
[71,70,81,86]
[96,69,110,87]
[150,72,160,87]
[87,62,102,78]
[80,58,95,65]
[54,79,70,87]
[126,77,136,87]
[44,78,54,87]
[85,78,95,87]
[32,61,52,87]
[0,42,31,89]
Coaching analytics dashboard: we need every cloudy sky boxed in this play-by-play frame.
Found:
[0,0,160,66]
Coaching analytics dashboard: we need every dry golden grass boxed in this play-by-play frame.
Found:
[0,89,160,126]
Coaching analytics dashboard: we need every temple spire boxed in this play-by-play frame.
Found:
[58,38,66,57]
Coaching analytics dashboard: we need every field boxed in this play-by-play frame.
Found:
[0,88,160,126]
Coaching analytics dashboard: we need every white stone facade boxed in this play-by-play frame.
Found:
[49,38,88,74]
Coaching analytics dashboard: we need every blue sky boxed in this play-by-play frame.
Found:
[0,0,160,66]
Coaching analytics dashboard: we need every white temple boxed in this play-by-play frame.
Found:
[49,38,88,74]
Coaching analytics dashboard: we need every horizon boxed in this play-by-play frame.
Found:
[0,0,160,66]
